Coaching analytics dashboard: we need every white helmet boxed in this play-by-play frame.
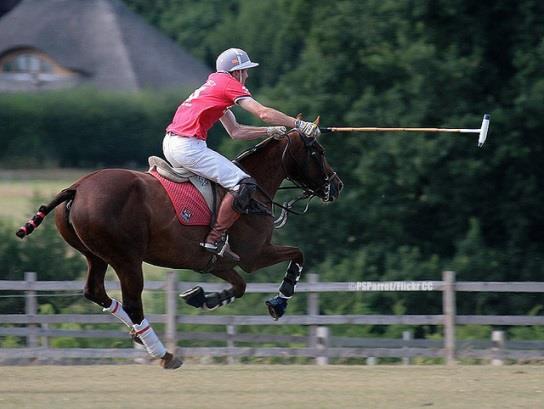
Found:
[216,48,259,72]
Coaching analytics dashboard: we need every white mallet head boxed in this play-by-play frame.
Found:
[478,114,490,147]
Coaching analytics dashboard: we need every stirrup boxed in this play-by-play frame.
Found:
[200,234,240,262]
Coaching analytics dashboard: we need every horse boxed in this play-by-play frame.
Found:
[16,129,343,369]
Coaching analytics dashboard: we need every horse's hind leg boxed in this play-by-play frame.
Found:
[55,209,135,330]
[113,260,182,369]
[180,269,246,310]
[83,254,109,307]
[83,255,137,330]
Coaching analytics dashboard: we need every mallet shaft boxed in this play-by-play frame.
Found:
[320,114,490,147]
[322,127,480,133]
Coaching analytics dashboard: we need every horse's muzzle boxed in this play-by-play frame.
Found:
[320,175,343,202]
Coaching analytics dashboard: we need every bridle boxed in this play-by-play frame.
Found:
[280,132,339,202]
[233,131,340,228]
[267,132,339,228]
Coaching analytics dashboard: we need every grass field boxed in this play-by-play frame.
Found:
[0,365,542,409]
[0,169,87,221]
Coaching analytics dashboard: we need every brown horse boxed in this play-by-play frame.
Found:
[16,129,342,368]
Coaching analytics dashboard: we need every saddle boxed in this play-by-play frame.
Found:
[147,156,218,226]
[147,156,270,225]
[148,156,216,211]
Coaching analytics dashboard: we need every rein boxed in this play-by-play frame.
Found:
[234,132,336,228]
[255,181,315,226]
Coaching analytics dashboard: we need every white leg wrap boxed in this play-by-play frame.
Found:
[132,319,166,358]
[103,298,134,328]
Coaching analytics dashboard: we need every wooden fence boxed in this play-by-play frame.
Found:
[1,271,543,365]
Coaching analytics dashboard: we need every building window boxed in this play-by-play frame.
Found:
[2,52,54,74]
[0,48,81,89]
[0,48,77,76]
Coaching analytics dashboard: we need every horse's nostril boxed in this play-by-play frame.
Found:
[338,181,344,192]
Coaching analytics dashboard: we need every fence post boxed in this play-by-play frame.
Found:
[227,325,239,364]
[307,273,319,348]
[24,272,39,348]
[491,330,505,366]
[165,271,178,354]
[402,330,413,365]
[316,326,329,365]
[442,271,456,365]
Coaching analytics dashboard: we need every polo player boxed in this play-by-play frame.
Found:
[163,48,320,261]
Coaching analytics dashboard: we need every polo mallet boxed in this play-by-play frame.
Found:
[320,114,490,147]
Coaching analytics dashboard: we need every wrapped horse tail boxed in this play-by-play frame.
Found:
[16,188,75,239]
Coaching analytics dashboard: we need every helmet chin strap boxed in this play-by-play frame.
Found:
[230,70,245,84]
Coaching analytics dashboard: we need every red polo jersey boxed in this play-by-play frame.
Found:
[166,72,252,140]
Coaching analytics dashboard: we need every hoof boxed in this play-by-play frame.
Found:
[160,352,183,369]
[265,296,288,321]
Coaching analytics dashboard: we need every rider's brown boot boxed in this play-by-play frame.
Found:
[201,192,240,261]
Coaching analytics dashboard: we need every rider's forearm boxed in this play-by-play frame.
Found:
[229,125,268,140]
[258,107,297,128]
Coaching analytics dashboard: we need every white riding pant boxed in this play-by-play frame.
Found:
[163,133,249,190]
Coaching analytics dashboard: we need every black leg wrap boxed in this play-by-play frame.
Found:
[204,288,236,310]
[278,261,303,298]
[180,286,206,308]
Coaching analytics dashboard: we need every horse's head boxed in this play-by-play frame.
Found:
[281,129,343,202]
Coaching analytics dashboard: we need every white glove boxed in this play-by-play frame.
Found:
[295,119,321,138]
[266,126,287,139]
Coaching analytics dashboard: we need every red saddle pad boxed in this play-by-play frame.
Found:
[150,170,211,226]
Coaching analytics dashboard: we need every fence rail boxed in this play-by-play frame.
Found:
[3,280,544,293]
[3,313,544,326]
[1,271,543,365]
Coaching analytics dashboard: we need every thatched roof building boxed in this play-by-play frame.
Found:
[0,0,210,91]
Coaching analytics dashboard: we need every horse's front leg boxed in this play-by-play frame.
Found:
[249,245,304,320]
[181,268,246,310]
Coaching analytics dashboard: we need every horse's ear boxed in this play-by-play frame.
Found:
[313,116,320,126]
[296,113,304,120]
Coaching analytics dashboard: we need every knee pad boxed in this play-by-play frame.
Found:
[232,177,257,214]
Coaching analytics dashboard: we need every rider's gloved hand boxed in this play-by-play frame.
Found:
[295,119,321,138]
[266,126,287,139]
